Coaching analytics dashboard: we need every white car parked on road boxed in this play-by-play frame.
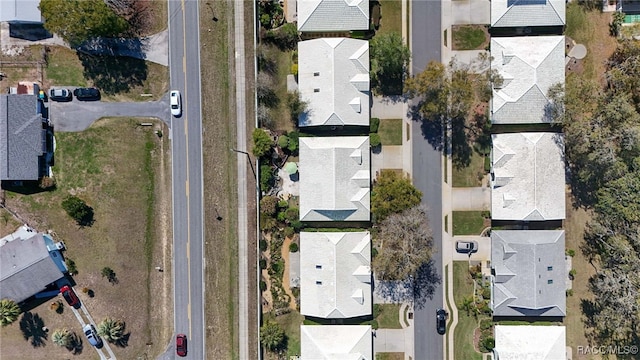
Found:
[170,90,182,117]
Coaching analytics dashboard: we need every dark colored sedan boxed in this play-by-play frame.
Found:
[436,308,448,335]
[176,334,187,357]
[73,87,100,101]
[60,285,80,308]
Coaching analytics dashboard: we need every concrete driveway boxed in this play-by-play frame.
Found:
[451,0,490,25]
[48,96,170,132]
[450,235,492,261]
[451,187,490,211]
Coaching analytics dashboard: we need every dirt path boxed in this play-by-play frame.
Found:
[281,235,297,310]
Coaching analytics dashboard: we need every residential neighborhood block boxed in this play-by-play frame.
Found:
[297,0,369,32]
[300,232,371,319]
[491,132,565,221]
[491,230,566,317]
[300,325,372,359]
[491,36,565,124]
[491,0,565,28]
[494,325,566,359]
[299,136,370,222]
[298,38,370,127]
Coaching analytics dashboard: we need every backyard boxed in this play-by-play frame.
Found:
[0,118,172,360]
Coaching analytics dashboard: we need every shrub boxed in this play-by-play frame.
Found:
[480,337,495,352]
[277,211,287,222]
[260,196,278,216]
[566,249,575,257]
[289,242,299,252]
[260,281,267,292]
[61,196,93,225]
[277,200,289,209]
[261,217,278,232]
[82,287,89,294]
[480,319,493,330]
[285,207,298,222]
[277,135,290,149]
[287,131,299,153]
[252,129,273,158]
[370,117,380,133]
[260,164,275,191]
[39,176,56,189]
[373,304,382,318]
[260,239,268,252]
[566,289,574,297]
[370,133,381,147]
[291,63,298,76]
[259,259,267,269]
[290,220,303,231]
[481,286,491,299]
[65,258,77,275]
[569,269,576,280]
[284,227,295,238]
[480,210,491,219]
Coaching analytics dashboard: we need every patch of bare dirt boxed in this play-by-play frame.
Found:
[281,235,297,310]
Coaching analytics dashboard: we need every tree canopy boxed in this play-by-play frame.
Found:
[260,319,285,352]
[252,129,273,158]
[61,196,93,226]
[39,0,129,47]
[371,169,422,222]
[370,32,411,96]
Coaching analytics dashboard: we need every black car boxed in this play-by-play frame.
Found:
[436,308,448,335]
[73,87,100,101]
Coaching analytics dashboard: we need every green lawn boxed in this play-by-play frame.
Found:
[46,46,86,87]
[376,304,402,329]
[377,0,402,36]
[376,353,405,360]
[379,119,403,145]
[452,151,485,187]
[453,262,484,360]
[452,25,488,50]
[274,311,304,357]
[452,211,486,236]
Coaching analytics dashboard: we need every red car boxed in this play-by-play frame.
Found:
[60,285,80,308]
[176,334,187,357]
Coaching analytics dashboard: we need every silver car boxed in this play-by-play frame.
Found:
[455,240,478,253]
[83,324,103,348]
[48,88,72,101]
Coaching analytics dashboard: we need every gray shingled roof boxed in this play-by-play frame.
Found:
[0,94,45,181]
[298,38,370,127]
[491,0,565,27]
[0,233,65,303]
[491,230,566,317]
[491,36,565,124]
[297,0,369,32]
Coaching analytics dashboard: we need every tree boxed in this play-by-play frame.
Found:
[61,195,93,226]
[260,319,285,352]
[371,170,422,222]
[252,129,273,158]
[372,205,434,281]
[52,328,72,347]
[39,0,129,47]
[260,196,278,216]
[264,23,298,51]
[0,299,20,326]
[370,32,411,96]
[286,91,307,126]
[97,317,125,342]
[65,258,78,275]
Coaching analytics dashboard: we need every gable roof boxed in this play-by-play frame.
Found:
[491,0,565,27]
[300,232,371,319]
[0,232,66,303]
[491,132,565,221]
[301,325,372,359]
[298,38,370,127]
[491,36,565,124]
[0,0,42,23]
[299,136,370,221]
[495,325,566,360]
[0,94,45,181]
[297,0,369,32]
[491,230,566,317]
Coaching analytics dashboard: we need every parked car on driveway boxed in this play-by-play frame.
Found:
[83,324,103,348]
[49,88,72,101]
[73,87,100,101]
[176,333,187,357]
[455,240,478,254]
[60,285,80,308]
[436,308,448,335]
[170,90,182,117]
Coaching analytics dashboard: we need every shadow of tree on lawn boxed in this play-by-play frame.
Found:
[76,52,148,95]
[19,312,47,347]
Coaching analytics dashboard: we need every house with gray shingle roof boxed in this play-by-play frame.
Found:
[491,132,565,221]
[300,325,372,359]
[299,136,370,222]
[297,0,369,32]
[491,230,567,317]
[0,227,68,303]
[300,232,371,319]
[491,0,565,28]
[491,36,565,124]
[0,93,51,182]
[298,38,370,128]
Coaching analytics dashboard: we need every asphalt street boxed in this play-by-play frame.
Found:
[411,1,445,360]
[167,0,205,359]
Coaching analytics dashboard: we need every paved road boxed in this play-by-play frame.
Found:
[49,98,170,132]
[410,1,444,360]
[167,0,206,359]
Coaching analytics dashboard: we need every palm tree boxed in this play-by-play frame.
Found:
[97,317,125,342]
[52,328,72,347]
[260,320,285,352]
[0,298,21,326]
